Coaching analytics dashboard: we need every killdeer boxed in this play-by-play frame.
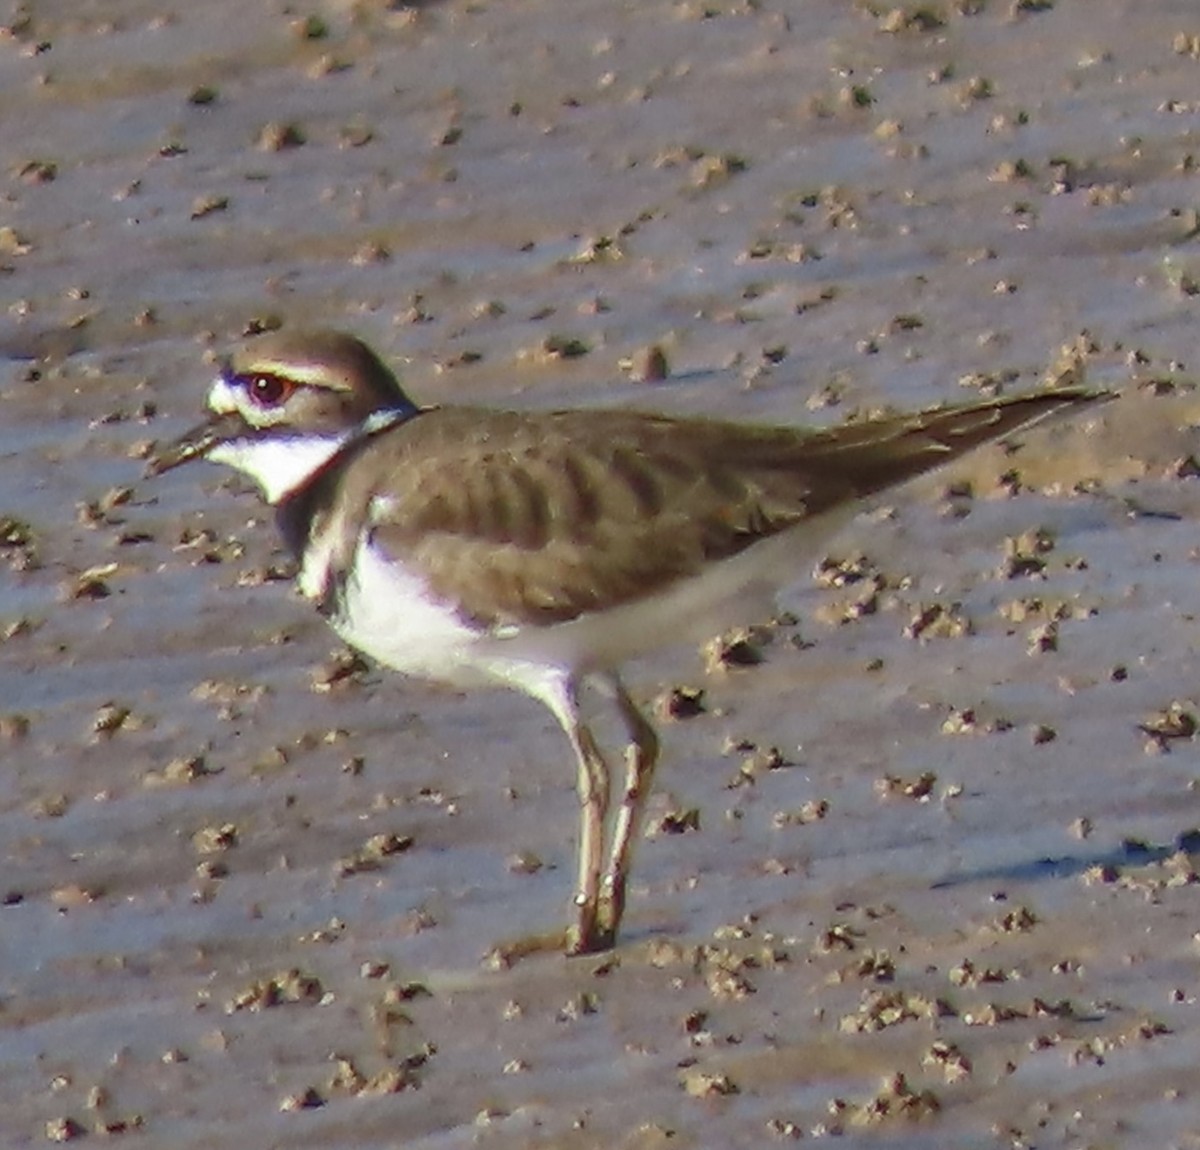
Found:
[148,329,1107,955]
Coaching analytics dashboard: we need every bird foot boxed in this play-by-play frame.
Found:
[483,920,617,964]
[484,927,573,968]
[484,881,628,964]
[565,920,616,956]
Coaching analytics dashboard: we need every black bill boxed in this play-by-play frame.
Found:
[144,410,249,476]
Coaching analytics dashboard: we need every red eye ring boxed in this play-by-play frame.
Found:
[243,373,293,407]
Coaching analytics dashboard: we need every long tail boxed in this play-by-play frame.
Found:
[799,387,1112,498]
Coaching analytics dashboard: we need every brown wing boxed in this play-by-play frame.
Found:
[348,388,1104,628]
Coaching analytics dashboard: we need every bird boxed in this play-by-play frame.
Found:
[147,329,1108,955]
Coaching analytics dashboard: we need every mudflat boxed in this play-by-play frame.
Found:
[3,2,1200,1146]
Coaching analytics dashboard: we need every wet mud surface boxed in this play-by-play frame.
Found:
[6,0,1200,1146]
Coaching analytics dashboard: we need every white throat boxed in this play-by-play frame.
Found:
[208,434,350,504]
[204,409,415,504]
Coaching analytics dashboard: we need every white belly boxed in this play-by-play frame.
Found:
[321,503,858,694]
[329,540,490,686]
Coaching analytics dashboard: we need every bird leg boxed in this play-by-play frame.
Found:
[550,682,614,956]
[537,673,657,954]
[597,676,661,943]
[570,722,614,953]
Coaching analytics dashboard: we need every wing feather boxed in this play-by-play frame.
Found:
[321,389,1100,628]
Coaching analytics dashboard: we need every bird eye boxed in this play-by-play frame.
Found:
[243,373,293,407]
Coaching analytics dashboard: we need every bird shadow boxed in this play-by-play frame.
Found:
[931,828,1200,889]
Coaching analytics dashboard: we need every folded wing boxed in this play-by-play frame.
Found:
[355,389,1101,628]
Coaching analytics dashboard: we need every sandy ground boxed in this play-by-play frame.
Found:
[6,0,1200,1146]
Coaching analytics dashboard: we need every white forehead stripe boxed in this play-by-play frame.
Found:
[206,374,240,415]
